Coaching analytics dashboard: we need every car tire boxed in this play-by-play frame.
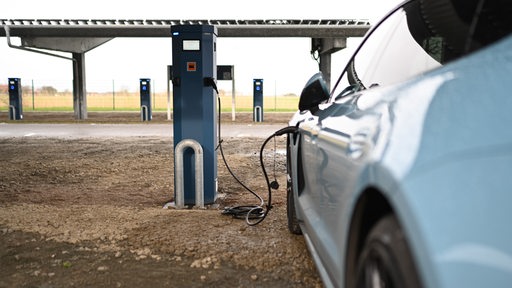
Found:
[286,175,302,235]
[355,214,422,288]
[286,139,302,235]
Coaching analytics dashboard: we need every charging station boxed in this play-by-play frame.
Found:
[171,25,218,207]
[140,78,152,121]
[253,79,263,122]
[8,78,23,120]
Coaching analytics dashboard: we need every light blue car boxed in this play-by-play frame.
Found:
[286,0,512,287]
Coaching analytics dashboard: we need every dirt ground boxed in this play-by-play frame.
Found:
[0,112,323,288]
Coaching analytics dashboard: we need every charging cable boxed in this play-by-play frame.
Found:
[209,78,298,225]
[221,126,298,225]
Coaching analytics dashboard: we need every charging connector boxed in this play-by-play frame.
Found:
[204,77,219,94]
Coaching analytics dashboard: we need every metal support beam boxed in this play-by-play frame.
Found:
[21,37,111,120]
[21,37,112,53]
[72,52,87,120]
[0,19,371,38]
[4,26,111,120]
[319,52,332,90]
[312,37,347,91]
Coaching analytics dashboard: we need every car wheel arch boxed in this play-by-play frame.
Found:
[344,187,394,287]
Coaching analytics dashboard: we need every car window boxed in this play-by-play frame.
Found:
[332,0,446,97]
[331,0,512,100]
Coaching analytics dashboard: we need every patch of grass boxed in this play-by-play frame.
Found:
[0,93,299,113]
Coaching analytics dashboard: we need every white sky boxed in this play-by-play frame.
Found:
[0,0,400,95]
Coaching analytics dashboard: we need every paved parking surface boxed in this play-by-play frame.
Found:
[0,123,286,139]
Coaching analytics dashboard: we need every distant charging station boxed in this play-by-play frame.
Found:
[140,78,152,121]
[253,79,263,122]
[171,25,218,207]
[8,78,23,120]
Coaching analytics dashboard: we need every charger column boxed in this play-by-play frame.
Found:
[140,78,152,121]
[171,25,218,206]
[253,79,263,122]
[8,78,23,120]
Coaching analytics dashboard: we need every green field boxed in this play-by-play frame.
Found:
[0,92,299,112]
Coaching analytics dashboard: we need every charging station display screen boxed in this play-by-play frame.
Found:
[183,40,200,51]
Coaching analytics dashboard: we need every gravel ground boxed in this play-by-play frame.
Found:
[0,112,322,288]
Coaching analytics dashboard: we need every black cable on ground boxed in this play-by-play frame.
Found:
[215,93,298,225]
[216,96,265,224]
[220,129,283,225]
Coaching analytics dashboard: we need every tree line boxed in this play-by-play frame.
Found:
[0,84,59,95]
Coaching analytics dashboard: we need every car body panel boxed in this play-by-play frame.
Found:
[396,36,512,288]
[289,34,512,287]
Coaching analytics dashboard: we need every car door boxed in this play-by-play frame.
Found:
[297,0,452,280]
[292,93,359,275]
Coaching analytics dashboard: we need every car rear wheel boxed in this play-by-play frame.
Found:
[286,175,302,235]
[286,140,302,235]
[355,214,422,288]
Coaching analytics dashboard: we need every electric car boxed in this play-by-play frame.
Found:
[286,0,512,287]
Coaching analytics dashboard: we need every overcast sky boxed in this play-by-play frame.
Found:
[0,0,400,95]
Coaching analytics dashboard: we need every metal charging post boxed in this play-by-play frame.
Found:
[253,79,263,122]
[171,25,218,206]
[140,78,152,121]
[8,78,23,120]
